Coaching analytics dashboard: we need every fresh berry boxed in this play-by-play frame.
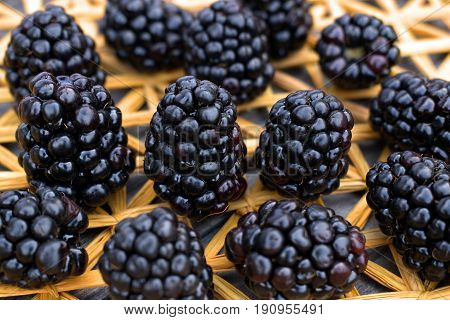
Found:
[247,0,312,59]
[144,76,247,218]
[101,0,193,71]
[316,14,400,89]
[367,151,449,282]
[0,186,88,288]
[225,200,368,299]
[16,72,135,208]
[99,207,214,299]
[4,5,105,103]
[255,90,354,200]
[371,72,449,161]
[184,0,274,103]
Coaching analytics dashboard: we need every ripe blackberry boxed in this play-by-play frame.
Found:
[255,90,354,200]
[370,72,449,162]
[4,5,105,103]
[0,186,88,288]
[184,0,274,104]
[247,0,312,59]
[315,14,400,89]
[101,0,193,71]
[144,76,247,218]
[225,200,368,299]
[367,151,449,282]
[16,72,135,208]
[99,207,214,299]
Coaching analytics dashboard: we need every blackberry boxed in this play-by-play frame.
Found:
[367,151,449,282]
[4,5,105,103]
[315,14,400,89]
[370,72,449,162]
[99,207,214,299]
[184,0,274,104]
[16,72,135,208]
[247,0,312,59]
[101,0,193,71]
[225,200,368,299]
[144,76,247,218]
[0,186,88,288]
[255,90,354,200]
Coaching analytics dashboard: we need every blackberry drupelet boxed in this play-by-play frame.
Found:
[367,151,449,282]
[144,76,247,218]
[225,200,368,299]
[370,72,449,162]
[247,0,312,59]
[101,0,193,71]
[0,186,88,288]
[16,72,135,208]
[184,0,274,104]
[315,14,400,89]
[99,207,214,299]
[255,90,354,200]
[4,5,105,103]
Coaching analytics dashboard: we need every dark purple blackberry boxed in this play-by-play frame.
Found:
[100,0,193,71]
[144,76,247,218]
[0,186,88,288]
[184,0,274,104]
[16,72,135,208]
[255,90,354,200]
[225,200,368,299]
[315,14,400,89]
[247,0,312,59]
[370,72,449,162]
[4,5,106,103]
[367,151,449,282]
[99,207,214,299]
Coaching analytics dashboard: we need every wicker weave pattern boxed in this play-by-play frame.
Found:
[0,0,449,300]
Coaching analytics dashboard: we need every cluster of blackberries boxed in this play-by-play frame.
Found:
[255,89,354,200]
[144,76,247,219]
[99,207,214,299]
[16,72,135,208]
[226,200,368,299]
[371,72,449,162]
[0,186,88,288]
[4,5,105,103]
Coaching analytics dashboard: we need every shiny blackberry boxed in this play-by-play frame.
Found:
[99,207,214,299]
[315,14,400,89]
[184,0,274,104]
[0,186,88,288]
[225,200,368,299]
[101,0,193,71]
[247,0,312,59]
[4,5,105,103]
[367,151,449,282]
[370,72,449,162]
[255,90,354,200]
[16,72,135,208]
[144,76,247,218]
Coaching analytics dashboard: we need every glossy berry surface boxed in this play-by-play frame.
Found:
[370,72,449,162]
[225,200,368,299]
[0,187,88,288]
[144,76,247,218]
[316,14,399,89]
[367,151,449,282]
[16,72,135,208]
[255,90,354,200]
[101,0,193,71]
[247,0,312,59]
[4,5,105,103]
[99,207,214,299]
[184,0,274,104]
